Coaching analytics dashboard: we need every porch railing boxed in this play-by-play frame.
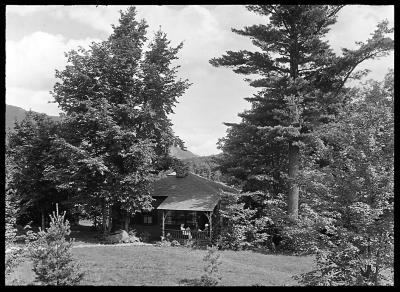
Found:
[164,229,210,245]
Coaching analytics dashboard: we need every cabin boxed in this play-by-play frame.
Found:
[130,172,237,243]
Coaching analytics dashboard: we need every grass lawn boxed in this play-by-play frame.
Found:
[6,245,314,286]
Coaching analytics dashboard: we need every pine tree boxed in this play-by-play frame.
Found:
[28,205,84,285]
[200,246,222,286]
[210,5,393,221]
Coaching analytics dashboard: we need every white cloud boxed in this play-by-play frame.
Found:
[6,31,101,91]
[326,5,394,83]
[6,31,101,117]
[6,87,61,116]
[5,5,395,155]
[62,5,127,34]
[6,5,55,16]
[327,5,394,54]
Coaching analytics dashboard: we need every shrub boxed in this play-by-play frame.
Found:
[199,246,222,286]
[217,192,257,250]
[138,231,151,243]
[28,206,84,285]
[294,227,394,286]
[156,240,171,247]
[5,189,26,275]
[128,230,141,243]
[171,240,181,247]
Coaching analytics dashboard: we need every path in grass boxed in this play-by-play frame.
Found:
[6,245,314,286]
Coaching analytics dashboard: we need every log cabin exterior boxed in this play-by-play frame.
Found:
[130,172,238,243]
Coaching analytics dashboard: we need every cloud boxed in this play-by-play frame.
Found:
[6,5,395,156]
[6,5,55,16]
[326,5,394,83]
[62,5,127,34]
[6,87,61,116]
[6,31,101,91]
[327,5,394,53]
[6,31,101,119]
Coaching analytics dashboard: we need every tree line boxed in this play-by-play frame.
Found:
[6,6,191,233]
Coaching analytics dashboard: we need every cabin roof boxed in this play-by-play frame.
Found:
[152,172,238,212]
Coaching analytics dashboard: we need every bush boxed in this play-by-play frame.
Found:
[138,231,151,243]
[128,230,141,243]
[5,189,28,275]
[156,240,171,247]
[199,246,222,286]
[171,240,181,247]
[28,206,84,285]
[217,192,257,250]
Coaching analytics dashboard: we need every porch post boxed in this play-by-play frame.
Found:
[209,211,212,241]
[194,211,198,230]
[162,210,165,239]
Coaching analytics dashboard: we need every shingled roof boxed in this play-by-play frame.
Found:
[151,172,238,212]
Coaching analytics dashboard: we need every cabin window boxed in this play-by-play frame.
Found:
[143,214,153,225]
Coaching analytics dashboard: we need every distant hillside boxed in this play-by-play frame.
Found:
[183,153,222,163]
[169,145,198,160]
[5,104,60,133]
[182,153,227,183]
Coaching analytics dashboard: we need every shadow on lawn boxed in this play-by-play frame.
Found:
[178,278,203,286]
[69,224,101,245]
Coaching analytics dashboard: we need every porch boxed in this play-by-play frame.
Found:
[130,208,214,244]
[160,210,213,244]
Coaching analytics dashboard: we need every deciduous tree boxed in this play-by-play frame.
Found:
[295,71,394,285]
[49,6,190,232]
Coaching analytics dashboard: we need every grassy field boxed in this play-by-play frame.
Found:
[6,244,314,286]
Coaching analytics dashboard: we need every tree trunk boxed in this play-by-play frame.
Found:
[41,210,45,231]
[102,200,107,233]
[124,211,130,232]
[288,141,299,221]
[107,204,113,233]
[287,35,300,222]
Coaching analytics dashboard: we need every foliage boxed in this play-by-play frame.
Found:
[28,207,85,285]
[171,157,189,177]
[171,240,181,247]
[5,152,20,275]
[138,231,151,243]
[6,112,67,227]
[210,5,394,220]
[294,72,394,285]
[184,154,226,182]
[277,204,335,255]
[199,246,222,286]
[44,6,190,231]
[5,188,23,275]
[217,192,257,250]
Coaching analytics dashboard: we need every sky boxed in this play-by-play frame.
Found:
[6,5,394,156]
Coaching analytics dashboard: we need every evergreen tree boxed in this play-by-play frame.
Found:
[28,206,84,285]
[200,246,222,286]
[210,5,393,220]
